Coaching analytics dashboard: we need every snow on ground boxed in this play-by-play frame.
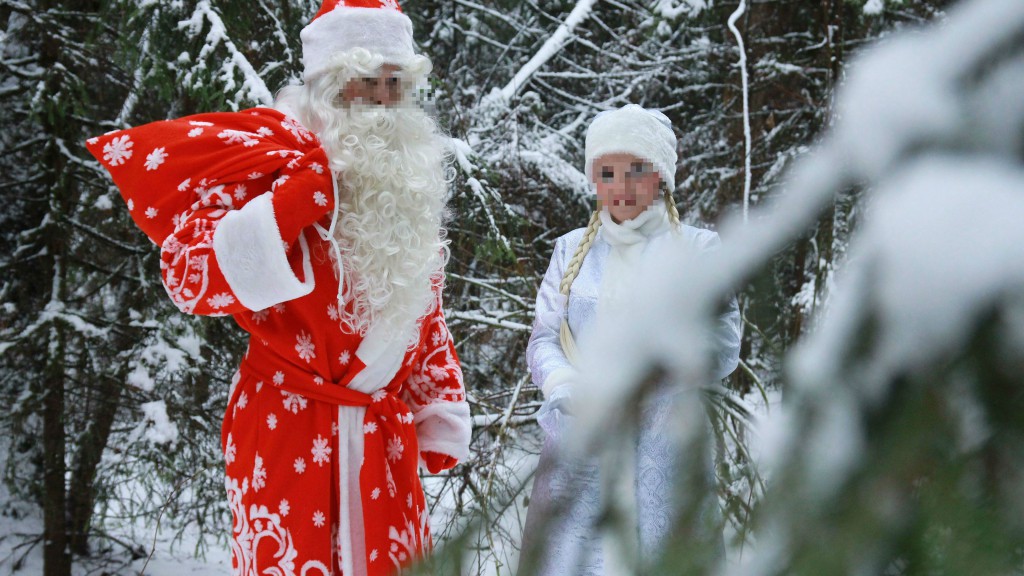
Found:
[0,506,231,575]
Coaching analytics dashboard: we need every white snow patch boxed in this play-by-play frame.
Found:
[863,0,885,15]
[141,400,179,445]
[93,193,114,210]
[127,363,155,392]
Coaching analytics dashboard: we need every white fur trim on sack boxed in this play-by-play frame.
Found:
[414,401,471,462]
[301,7,415,80]
[585,104,678,192]
[212,193,315,311]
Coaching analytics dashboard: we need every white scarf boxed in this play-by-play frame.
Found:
[596,200,672,319]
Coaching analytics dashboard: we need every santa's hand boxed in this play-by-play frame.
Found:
[270,148,335,243]
[422,451,457,473]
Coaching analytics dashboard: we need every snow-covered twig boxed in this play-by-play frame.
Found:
[177,0,274,107]
[495,0,598,102]
[447,310,530,332]
[727,0,753,222]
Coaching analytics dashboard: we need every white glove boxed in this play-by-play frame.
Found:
[541,367,577,415]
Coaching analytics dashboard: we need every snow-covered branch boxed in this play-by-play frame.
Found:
[494,0,598,102]
[727,0,753,222]
[177,0,274,107]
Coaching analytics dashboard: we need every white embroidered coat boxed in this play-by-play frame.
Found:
[521,205,742,574]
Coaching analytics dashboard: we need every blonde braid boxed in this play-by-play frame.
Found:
[664,188,681,227]
[557,210,602,365]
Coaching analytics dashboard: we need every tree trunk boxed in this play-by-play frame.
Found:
[66,375,124,556]
[41,269,70,576]
[38,4,74,570]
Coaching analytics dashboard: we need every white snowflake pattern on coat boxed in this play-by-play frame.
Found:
[387,513,429,570]
[224,434,237,465]
[311,435,331,467]
[282,391,308,414]
[295,331,316,362]
[252,453,267,492]
[386,435,405,462]
[225,475,330,576]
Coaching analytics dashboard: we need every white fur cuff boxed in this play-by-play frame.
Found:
[212,193,315,312]
[414,401,471,462]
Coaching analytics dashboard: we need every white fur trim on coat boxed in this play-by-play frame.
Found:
[414,401,471,462]
[301,7,415,80]
[212,193,315,311]
[585,104,678,192]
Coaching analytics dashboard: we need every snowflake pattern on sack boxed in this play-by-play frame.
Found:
[103,135,134,166]
[280,116,314,143]
[218,129,262,148]
[145,147,168,170]
[208,292,236,309]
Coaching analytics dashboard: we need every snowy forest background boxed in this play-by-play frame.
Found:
[2,0,1024,574]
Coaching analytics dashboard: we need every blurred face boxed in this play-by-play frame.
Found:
[340,64,403,107]
[592,153,662,223]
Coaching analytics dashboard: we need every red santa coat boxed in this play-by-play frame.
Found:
[86,108,471,576]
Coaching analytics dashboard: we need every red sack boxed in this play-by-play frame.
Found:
[86,107,331,246]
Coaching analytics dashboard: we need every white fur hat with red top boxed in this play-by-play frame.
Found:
[301,0,415,80]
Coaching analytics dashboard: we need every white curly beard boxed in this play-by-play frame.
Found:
[277,58,449,346]
[324,104,448,343]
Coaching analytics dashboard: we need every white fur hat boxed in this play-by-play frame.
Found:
[301,0,416,80]
[584,104,678,192]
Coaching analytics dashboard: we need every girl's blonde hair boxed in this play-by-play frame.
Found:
[557,189,680,363]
